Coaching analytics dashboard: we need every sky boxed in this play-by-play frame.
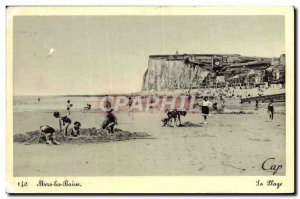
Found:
[13,16,285,96]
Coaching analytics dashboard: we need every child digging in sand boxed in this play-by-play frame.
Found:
[101,109,118,133]
[39,125,60,145]
[162,109,174,127]
[70,121,81,137]
[161,109,186,127]
[53,112,72,136]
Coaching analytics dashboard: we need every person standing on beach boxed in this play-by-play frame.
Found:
[221,97,225,111]
[53,112,72,136]
[104,98,112,110]
[267,99,274,121]
[255,100,259,110]
[66,100,73,115]
[200,96,212,125]
[149,97,155,113]
[128,96,134,119]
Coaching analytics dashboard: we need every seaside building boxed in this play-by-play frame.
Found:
[142,52,285,91]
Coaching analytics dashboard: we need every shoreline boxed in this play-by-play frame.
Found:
[14,86,285,97]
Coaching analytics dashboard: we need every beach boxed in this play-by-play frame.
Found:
[13,95,286,176]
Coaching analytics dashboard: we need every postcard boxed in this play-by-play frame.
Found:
[6,6,295,194]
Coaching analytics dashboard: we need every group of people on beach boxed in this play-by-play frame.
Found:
[39,99,121,145]
[195,87,276,122]
[161,96,213,127]
[39,113,81,145]
[40,100,81,145]
[39,100,80,145]
[39,93,276,145]
[162,95,275,127]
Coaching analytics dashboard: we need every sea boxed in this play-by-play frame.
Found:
[13,95,108,113]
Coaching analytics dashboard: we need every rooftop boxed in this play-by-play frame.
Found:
[149,54,241,58]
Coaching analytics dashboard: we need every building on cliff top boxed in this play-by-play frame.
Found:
[142,53,284,91]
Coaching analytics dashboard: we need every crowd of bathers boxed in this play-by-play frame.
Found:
[39,96,275,145]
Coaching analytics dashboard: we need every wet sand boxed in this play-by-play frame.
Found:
[13,103,286,176]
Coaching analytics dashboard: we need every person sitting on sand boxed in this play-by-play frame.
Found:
[87,103,91,109]
[70,121,81,137]
[101,109,118,133]
[84,103,91,110]
[53,112,72,136]
[267,99,274,121]
[40,125,60,145]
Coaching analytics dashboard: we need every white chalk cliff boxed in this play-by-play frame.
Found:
[142,58,210,91]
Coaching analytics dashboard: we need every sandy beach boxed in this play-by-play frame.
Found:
[13,98,285,176]
[8,11,294,195]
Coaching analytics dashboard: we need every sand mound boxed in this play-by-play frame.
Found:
[14,128,152,145]
[178,122,203,127]
[217,110,253,114]
[162,122,203,128]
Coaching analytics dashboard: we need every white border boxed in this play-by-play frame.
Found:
[1,1,298,197]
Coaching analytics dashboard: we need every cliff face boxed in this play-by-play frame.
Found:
[142,58,210,91]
